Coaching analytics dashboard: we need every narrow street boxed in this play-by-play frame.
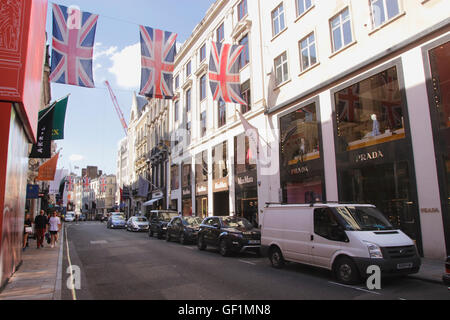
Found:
[61,222,449,301]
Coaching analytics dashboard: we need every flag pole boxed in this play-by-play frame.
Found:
[38,94,71,122]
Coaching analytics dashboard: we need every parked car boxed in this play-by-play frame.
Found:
[261,203,421,285]
[107,215,127,229]
[166,216,203,244]
[64,212,75,222]
[79,213,87,221]
[148,210,179,239]
[197,216,261,257]
[126,216,150,232]
[444,256,450,287]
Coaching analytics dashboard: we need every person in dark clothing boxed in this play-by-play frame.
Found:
[34,210,48,249]
[23,214,32,251]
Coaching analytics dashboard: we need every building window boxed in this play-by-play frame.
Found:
[218,99,226,128]
[186,88,191,112]
[279,102,323,204]
[272,3,286,37]
[274,52,289,86]
[174,100,179,122]
[299,33,317,72]
[239,34,250,70]
[186,121,191,146]
[213,141,228,180]
[241,80,251,114]
[370,0,400,28]
[196,151,209,184]
[171,165,179,190]
[175,75,179,89]
[217,23,225,42]
[238,0,248,21]
[186,61,191,77]
[199,44,206,62]
[296,0,313,17]
[200,74,207,101]
[330,8,353,52]
[200,111,207,138]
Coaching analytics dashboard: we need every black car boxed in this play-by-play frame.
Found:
[166,216,203,244]
[444,256,450,287]
[197,216,261,256]
[148,210,179,239]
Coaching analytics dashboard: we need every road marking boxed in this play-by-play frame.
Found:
[65,226,77,300]
[239,260,257,266]
[90,240,108,245]
[183,246,195,250]
[328,281,382,295]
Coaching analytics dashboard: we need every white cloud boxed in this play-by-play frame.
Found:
[69,154,85,162]
[108,43,141,89]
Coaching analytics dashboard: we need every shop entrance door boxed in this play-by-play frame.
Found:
[240,198,258,226]
[340,160,422,253]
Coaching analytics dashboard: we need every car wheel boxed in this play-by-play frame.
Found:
[197,235,206,251]
[269,247,285,269]
[219,239,230,257]
[333,256,361,285]
[179,232,187,245]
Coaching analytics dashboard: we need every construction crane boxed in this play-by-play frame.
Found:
[104,80,128,135]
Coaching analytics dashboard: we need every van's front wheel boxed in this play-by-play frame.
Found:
[269,247,285,269]
[333,257,360,285]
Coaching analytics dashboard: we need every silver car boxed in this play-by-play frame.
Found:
[126,216,150,232]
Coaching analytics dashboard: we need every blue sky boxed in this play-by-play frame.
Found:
[48,0,216,175]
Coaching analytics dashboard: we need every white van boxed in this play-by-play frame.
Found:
[261,203,421,284]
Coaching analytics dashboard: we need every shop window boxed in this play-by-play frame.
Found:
[335,66,405,152]
[200,111,207,138]
[213,141,228,180]
[218,99,226,128]
[171,165,179,190]
[279,102,324,204]
[195,151,208,184]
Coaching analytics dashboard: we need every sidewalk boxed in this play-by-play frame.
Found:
[0,229,64,300]
[410,258,446,284]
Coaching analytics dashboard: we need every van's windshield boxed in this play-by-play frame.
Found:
[334,206,394,231]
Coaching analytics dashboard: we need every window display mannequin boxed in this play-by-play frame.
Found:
[371,114,380,137]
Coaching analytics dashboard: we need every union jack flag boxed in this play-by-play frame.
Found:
[83,176,90,191]
[100,177,107,193]
[65,176,74,192]
[209,42,246,105]
[381,72,403,129]
[337,83,360,123]
[49,4,98,88]
[139,26,177,99]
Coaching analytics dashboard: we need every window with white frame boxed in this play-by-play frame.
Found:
[297,0,313,17]
[238,0,248,21]
[272,3,286,37]
[370,0,400,28]
[299,33,317,72]
[330,8,353,52]
[274,52,289,86]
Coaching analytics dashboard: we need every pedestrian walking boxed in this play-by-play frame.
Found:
[48,211,61,248]
[34,210,48,249]
[23,213,32,251]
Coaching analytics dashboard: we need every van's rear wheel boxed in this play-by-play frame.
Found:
[269,247,285,269]
[334,257,360,285]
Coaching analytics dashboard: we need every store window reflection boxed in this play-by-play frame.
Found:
[335,66,405,152]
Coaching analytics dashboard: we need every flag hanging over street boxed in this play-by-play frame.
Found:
[209,42,246,105]
[29,104,55,159]
[49,4,98,88]
[137,176,149,198]
[83,176,90,191]
[36,153,60,181]
[38,96,69,140]
[139,25,177,99]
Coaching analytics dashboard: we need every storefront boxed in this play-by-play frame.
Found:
[181,161,192,216]
[423,36,450,254]
[279,99,325,204]
[195,151,208,219]
[213,141,229,216]
[170,164,180,212]
[234,134,258,224]
[332,61,422,254]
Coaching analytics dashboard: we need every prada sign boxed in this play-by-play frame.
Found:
[355,150,384,163]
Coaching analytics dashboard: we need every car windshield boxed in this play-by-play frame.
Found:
[334,206,394,231]
[160,212,178,222]
[112,216,125,221]
[132,217,147,222]
[184,217,202,226]
[221,217,253,229]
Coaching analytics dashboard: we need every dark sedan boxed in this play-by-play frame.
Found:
[197,216,261,257]
[148,210,179,239]
[166,216,203,244]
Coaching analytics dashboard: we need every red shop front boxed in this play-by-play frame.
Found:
[0,0,48,288]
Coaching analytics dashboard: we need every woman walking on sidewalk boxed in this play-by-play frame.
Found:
[23,214,32,251]
[48,211,61,248]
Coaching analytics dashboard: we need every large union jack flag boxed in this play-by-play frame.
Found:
[381,72,403,129]
[139,26,177,99]
[209,42,246,105]
[337,83,360,123]
[49,4,98,88]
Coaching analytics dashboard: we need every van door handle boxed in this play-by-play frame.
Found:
[310,235,314,241]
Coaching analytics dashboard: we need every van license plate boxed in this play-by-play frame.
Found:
[397,263,413,270]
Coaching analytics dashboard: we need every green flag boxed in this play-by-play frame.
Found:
[39,96,68,140]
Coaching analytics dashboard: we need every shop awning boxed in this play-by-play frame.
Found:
[142,197,163,207]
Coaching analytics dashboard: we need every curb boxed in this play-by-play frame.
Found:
[53,223,65,300]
